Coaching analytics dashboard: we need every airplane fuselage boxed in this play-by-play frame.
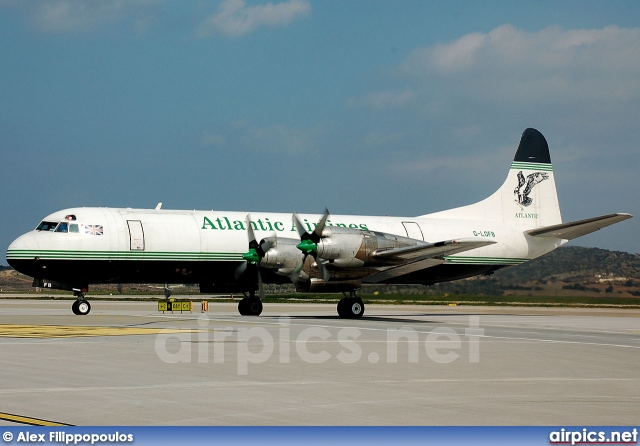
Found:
[6,206,554,291]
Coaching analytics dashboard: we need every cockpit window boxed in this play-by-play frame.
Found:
[36,221,80,233]
[36,221,58,231]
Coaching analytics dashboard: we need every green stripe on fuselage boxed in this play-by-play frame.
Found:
[6,250,242,261]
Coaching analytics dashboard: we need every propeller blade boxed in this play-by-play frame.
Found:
[243,214,267,263]
[261,237,274,253]
[293,208,330,242]
[312,208,330,242]
[246,214,257,245]
[316,259,330,282]
[292,208,332,282]
[292,212,307,239]
[234,261,248,280]
[293,208,330,253]
[289,258,304,284]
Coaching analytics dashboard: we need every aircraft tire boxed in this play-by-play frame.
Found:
[238,298,249,315]
[248,299,263,316]
[337,298,347,318]
[337,297,364,319]
[71,300,80,315]
[238,297,263,316]
[76,300,91,315]
[349,297,364,319]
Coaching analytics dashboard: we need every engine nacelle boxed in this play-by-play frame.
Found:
[259,237,301,270]
[316,227,423,267]
[317,230,365,267]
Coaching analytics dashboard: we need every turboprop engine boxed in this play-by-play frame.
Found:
[256,236,303,276]
[312,226,423,267]
[240,210,432,293]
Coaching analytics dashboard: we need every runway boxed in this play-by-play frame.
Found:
[0,298,639,425]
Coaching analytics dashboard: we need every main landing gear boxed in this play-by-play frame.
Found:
[237,291,263,316]
[71,291,91,315]
[337,291,364,319]
[235,290,364,318]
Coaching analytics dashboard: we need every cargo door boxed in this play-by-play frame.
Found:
[127,220,145,251]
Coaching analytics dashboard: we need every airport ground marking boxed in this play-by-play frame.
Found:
[0,324,209,338]
[0,411,72,426]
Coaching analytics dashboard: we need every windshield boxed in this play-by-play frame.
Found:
[36,221,58,231]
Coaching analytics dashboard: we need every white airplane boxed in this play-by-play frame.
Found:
[6,128,632,318]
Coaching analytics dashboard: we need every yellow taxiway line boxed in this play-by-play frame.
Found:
[0,324,199,338]
[0,411,72,426]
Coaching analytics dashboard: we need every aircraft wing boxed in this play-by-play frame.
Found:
[365,238,496,283]
[526,213,632,240]
[372,237,496,262]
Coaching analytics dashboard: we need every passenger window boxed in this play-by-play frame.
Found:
[55,222,68,233]
[69,224,79,233]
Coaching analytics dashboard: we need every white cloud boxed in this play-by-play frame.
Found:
[399,24,640,103]
[196,0,311,38]
[335,23,640,202]
[4,0,161,33]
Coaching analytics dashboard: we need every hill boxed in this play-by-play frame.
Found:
[360,246,640,298]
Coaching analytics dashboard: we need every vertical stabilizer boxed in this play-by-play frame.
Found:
[421,128,562,229]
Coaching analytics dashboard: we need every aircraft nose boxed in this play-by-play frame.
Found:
[6,232,36,269]
[8,232,34,251]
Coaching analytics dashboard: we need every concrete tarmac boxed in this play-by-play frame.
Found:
[0,298,639,426]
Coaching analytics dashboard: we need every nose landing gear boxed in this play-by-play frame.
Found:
[71,291,91,315]
[237,290,263,316]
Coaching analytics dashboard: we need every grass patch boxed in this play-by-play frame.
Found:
[2,292,640,308]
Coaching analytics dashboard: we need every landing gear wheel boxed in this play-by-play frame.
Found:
[337,296,364,319]
[349,297,364,318]
[76,300,91,315]
[337,299,345,318]
[72,299,91,315]
[238,297,263,316]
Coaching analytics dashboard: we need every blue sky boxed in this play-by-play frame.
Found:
[1,0,638,260]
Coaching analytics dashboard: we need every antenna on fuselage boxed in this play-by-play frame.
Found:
[155,203,162,210]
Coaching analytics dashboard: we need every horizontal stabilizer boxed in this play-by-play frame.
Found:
[526,213,632,240]
[373,238,496,262]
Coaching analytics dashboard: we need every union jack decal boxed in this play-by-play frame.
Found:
[85,225,104,236]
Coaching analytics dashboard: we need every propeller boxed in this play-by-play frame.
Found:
[292,208,330,282]
[235,214,271,300]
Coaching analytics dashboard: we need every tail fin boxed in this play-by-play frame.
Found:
[421,128,562,229]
